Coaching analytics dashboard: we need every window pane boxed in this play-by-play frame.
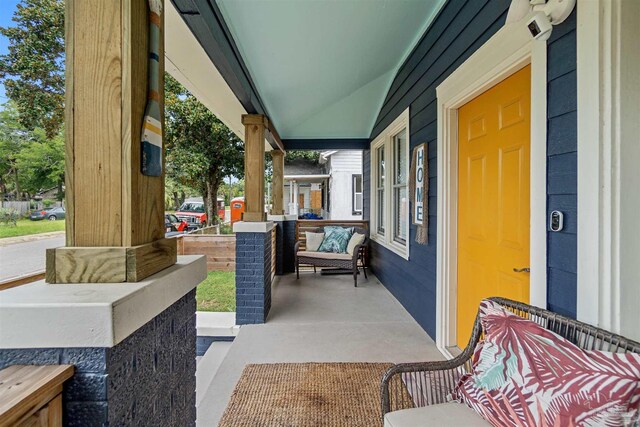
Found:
[352,175,363,213]
[377,146,385,187]
[394,186,408,244]
[394,129,407,185]
[377,189,385,234]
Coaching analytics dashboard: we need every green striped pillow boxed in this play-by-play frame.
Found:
[317,227,353,253]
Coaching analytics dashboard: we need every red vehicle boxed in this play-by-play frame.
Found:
[165,213,188,232]
[175,198,225,228]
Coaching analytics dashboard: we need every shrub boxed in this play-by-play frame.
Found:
[43,199,54,208]
[219,223,234,235]
[0,208,19,226]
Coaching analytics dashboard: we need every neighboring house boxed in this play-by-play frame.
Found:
[283,150,362,220]
[283,157,329,218]
[320,150,363,220]
[33,187,63,202]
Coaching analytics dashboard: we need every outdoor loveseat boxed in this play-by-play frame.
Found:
[381,297,640,426]
[295,226,368,286]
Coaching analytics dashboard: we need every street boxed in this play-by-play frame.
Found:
[0,235,65,281]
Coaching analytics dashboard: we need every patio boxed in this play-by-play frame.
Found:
[196,271,443,426]
[2,0,639,424]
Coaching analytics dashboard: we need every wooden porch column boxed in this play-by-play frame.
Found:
[241,115,267,222]
[46,0,176,283]
[270,150,285,215]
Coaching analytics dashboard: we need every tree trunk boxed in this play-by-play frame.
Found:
[173,191,179,210]
[180,191,185,206]
[57,180,64,201]
[13,166,21,201]
[204,172,222,226]
[201,183,209,225]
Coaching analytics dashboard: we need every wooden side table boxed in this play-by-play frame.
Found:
[0,365,74,427]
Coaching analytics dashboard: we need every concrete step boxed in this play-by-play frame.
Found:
[196,312,239,337]
[196,341,233,406]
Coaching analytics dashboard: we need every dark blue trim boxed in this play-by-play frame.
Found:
[196,335,235,356]
[149,52,159,61]
[283,138,370,150]
[170,0,268,116]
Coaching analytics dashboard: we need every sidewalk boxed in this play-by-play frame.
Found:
[0,231,65,247]
[0,234,65,282]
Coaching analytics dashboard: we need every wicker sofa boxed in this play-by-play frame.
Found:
[294,226,368,286]
[380,297,640,426]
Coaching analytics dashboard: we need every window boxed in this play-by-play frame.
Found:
[376,146,385,234]
[352,174,363,215]
[370,109,410,259]
[393,129,408,244]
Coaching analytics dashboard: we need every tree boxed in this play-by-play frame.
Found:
[165,74,244,225]
[285,150,320,163]
[164,175,190,210]
[15,128,65,198]
[0,103,65,201]
[0,0,65,138]
[0,104,29,200]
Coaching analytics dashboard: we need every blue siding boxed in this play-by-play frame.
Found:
[546,11,577,318]
[366,0,511,338]
[364,0,579,338]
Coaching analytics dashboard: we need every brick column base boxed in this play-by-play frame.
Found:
[273,222,284,275]
[235,230,273,324]
[282,220,297,273]
[0,290,197,426]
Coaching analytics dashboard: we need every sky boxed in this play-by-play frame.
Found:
[0,0,21,104]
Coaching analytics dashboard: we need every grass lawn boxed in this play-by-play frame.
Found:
[196,271,236,312]
[0,218,65,239]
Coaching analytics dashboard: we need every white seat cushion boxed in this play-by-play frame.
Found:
[384,402,489,427]
[296,251,351,260]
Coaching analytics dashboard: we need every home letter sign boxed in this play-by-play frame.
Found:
[413,144,425,225]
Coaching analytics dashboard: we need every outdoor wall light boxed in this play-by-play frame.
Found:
[509,0,577,41]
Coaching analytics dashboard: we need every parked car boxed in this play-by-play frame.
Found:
[30,207,66,221]
[165,213,188,233]
[175,200,207,229]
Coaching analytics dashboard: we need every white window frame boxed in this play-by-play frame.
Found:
[352,174,363,215]
[370,108,410,259]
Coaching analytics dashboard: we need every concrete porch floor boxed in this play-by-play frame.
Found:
[196,271,443,426]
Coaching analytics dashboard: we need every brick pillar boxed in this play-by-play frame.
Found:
[0,291,197,426]
[235,225,274,324]
[273,221,284,275]
[282,218,297,274]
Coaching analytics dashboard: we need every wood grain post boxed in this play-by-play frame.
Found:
[47,0,176,283]
[270,150,285,215]
[241,115,267,222]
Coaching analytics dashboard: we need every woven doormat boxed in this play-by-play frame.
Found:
[218,362,401,427]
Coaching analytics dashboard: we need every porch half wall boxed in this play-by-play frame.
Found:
[363,0,578,338]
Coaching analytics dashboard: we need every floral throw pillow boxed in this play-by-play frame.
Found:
[317,227,353,253]
[454,299,640,427]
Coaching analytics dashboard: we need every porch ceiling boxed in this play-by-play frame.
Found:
[215,0,446,140]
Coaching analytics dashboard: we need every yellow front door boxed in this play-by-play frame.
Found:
[456,65,531,348]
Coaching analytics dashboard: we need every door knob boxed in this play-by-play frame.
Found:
[513,267,530,273]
